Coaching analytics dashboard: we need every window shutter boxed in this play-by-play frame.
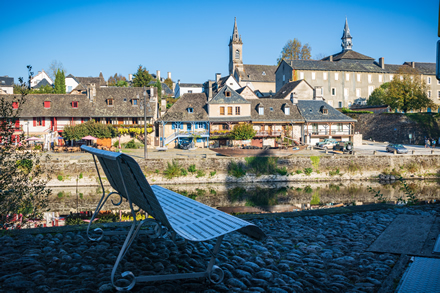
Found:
[180,124,183,129]
[195,124,198,129]
[15,119,19,129]
[33,117,36,127]
[42,118,45,127]
[172,123,175,129]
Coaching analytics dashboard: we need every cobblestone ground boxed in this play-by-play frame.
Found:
[0,205,438,293]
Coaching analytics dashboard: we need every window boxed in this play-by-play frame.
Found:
[428,107,432,113]
[323,72,327,80]
[346,73,349,81]
[123,98,127,102]
[390,75,394,81]
[259,106,264,115]
[344,88,348,97]
[187,123,191,131]
[225,91,231,97]
[331,88,336,96]
[428,91,432,98]
[356,88,361,97]
[379,75,383,82]
[438,91,440,99]
[187,107,193,113]
[107,99,114,106]
[228,107,233,115]
[368,86,375,96]
[357,74,361,82]
[132,118,138,124]
[338,101,342,108]
[285,107,290,115]
[188,90,193,93]
[68,86,72,92]
[322,108,328,115]
[44,101,51,108]
[72,101,78,108]
[368,75,372,83]
[36,117,43,126]
[12,102,19,109]
[299,72,304,79]
[262,71,266,76]
[337,123,343,131]
[312,72,316,80]
[235,50,240,59]
[335,73,339,80]
[283,74,285,81]
[132,99,138,106]
[438,79,440,85]
[220,106,225,115]
[222,124,228,130]
[235,106,240,115]
[270,107,274,111]
[327,100,333,107]
[428,77,431,84]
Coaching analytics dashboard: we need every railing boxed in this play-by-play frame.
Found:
[255,131,282,137]
[306,130,351,136]
[209,131,231,137]
[164,130,209,145]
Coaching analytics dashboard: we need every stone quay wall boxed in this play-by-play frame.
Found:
[42,154,440,186]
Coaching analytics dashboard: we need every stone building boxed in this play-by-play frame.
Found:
[228,18,277,95]
[275,19,438,109]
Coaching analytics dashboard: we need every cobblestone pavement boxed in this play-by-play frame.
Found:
[1,205,439,292]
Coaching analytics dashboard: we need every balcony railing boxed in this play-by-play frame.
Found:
[306,130,351,136]
[255,131,282,137]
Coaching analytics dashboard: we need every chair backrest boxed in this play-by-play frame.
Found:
[81,146,171,228]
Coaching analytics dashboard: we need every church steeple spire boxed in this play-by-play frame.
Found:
[341,18,353,51]
[228,17,243,75]
[229,17,242,45]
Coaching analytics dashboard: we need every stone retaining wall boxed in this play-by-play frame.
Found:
[42,154,440,186]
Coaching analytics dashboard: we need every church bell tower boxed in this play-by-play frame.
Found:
[341,18,353,51]
[229,17,243,75]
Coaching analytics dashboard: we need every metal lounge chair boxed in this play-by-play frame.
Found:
[81,145,266,291]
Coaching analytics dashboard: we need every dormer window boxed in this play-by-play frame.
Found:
[225,91,231,98]
[132,99,138,106]
[270,107,274,111]
[320,106,328,115]
[187,107,194,113]
[283,104,290,115]
[44,101,51,109]
[259,105,264,115]
[123,98,127,102]
[72,101,78,108]
[107,99,114,106]
[12,102,19,109]
[262,71,266,76]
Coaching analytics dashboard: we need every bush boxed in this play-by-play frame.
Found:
[180,168,188,176]
[210,171,216,177]
[341,107,373,114]
[295,170,303,174]
[276,166,288,175]
[125,139,137,149]
[188,164,197,173]
[304,168,313,176]
[245,157,277,176]
[164,160,181,179]
[228,161,246,178]
[79,172,83,179]
[113,141,119,147]
[33,145,42,151]
[57,175,63,181]
[229,123,256,140]
[329,168,340,176]
[196,170,205,178]
[304,186,313,193]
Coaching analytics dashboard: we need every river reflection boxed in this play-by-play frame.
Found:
[47,180,440,214]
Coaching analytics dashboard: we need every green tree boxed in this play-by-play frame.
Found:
[115,80,128,87]
[164,77,173,91]
[54,69,66,94]
[132,65,153,87]
[277,38,312,64]
[0,65,50,229]
[62,120,118,141]
[385,66,434,112]
[230,123,256,140]
[152,79,162,99]
[108,73,127,86]
[367,83,389,106]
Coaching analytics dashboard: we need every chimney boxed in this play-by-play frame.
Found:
[167,72,171,79]
[411,62,415,68]
[208,81,214,100]
[156,70,161,81]
[150,87,155,101]
[128,74,133,81]
[161,99,166,117]
[215,73,221,83]
[329,55,333,62]
[379,57,385,69]
[178,79,180,85]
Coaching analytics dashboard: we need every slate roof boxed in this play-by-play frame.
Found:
[250,99,304,122]
[179,83,203,88]
[161,93,208,122]
[297,100,356,122]
[148,81,173,95]
[272,80,312,99]
[209,85,250,105]
[216,75,239,89]
[404,62,436,75]
[285,59,393,73]
[238,64,277,82]
[73,75,106,90]
[322,50,374,61]
[35,79,51,88]
[0,76,14,86]
[2,87,155,118]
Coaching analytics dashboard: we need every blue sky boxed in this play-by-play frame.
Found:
[0,0,437,84]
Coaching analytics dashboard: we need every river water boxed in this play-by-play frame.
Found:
[48,179,440,215]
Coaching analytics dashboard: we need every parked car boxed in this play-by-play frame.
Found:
[316,138,338,149]
[333,141,354,154]
[386,143,408,154]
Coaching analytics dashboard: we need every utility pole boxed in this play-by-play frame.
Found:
[143,86,148,159]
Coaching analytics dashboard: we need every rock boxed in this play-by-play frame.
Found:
[255,270,273,280]
[227,278,247,290]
